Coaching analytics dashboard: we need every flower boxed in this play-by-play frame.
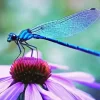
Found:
[0,51,100,100]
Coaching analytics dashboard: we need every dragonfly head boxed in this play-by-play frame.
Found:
[7,33,17,42]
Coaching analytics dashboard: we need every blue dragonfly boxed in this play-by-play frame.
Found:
[7,8,100,58]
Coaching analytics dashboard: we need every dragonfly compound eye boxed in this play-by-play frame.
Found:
[7,33,17,42]
[11,35,17,40]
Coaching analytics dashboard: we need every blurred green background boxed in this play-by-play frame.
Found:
[0,0,100,99]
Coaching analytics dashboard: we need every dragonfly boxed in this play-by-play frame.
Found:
[7,8,100,58]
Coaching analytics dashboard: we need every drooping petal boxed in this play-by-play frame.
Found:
[0,76,11,82]
[0,82,24,100]
[75,81,100,89]
[52,72,96,89]
[0,65,11,77]
[54,72,95,83]
[51,74,75,88]
[46,79,80,100]
[25,84,42,100]
[49,77,95,100]
[49,63,68,70]
[36,84,61,100]
[0,77,13,93]
[25,50,42,58]
[76,89,95,100]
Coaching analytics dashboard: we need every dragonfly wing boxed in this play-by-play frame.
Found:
[31,8,100,39]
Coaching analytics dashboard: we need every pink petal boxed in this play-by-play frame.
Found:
[48,63,69,70]
[76,89,95,100]
[48,77,85,99]
[0,77,13,93]
[0,65,11,77]
[51,74,75,88]
[25,50,42,58]
[75,81,100,89]
[0,82,24,100]
[49,77,95,100]
[54,72,95,83]
[46,79,78,100]
[36,84,61,100]
[25,84,42,100]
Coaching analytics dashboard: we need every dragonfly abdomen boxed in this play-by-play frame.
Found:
[41,37,100,56]
[67,43,100,56]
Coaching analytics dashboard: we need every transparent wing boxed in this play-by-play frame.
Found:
[31,8,100,39]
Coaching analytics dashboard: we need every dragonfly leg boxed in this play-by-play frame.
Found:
[15,41,22,60]
[21,41,38,58]
[20,43,25,57]
[25,42,38,58]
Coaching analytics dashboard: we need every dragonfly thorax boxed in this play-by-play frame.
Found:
[7,33,17,42]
